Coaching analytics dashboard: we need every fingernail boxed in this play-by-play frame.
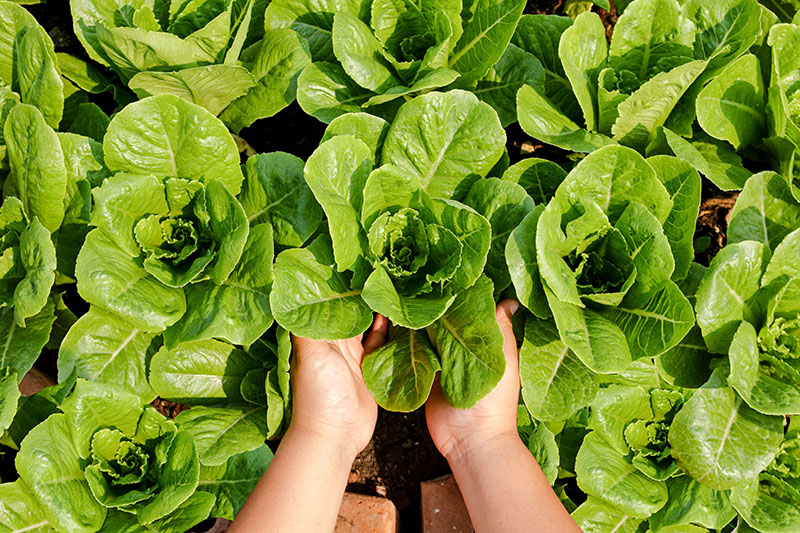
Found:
[508,301,519,315]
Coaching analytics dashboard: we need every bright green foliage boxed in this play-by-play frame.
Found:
[13,379,209,532]
[507,145,696,374]
[70,0,308,129]
[289,0,534,123]
[696,230,800,414]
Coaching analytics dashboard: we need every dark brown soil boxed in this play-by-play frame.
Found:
[347,408,451,531]
[694,182,740,266]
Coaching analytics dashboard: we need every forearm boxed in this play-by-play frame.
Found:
[446,432,580,533]
[229,427,356,533]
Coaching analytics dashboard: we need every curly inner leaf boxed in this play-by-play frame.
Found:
[759,315,800,360]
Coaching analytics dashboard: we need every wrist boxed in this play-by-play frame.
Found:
[443,430,525,471]
[283,423,361,466]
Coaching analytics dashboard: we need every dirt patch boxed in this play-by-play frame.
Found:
[348,408,451,532]
[151,398,191,419]
[694,185,739,267]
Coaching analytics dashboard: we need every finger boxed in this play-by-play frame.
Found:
[495,299,520,371]
[362,314,389,356]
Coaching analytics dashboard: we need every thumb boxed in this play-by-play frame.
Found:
[495,299,519,366]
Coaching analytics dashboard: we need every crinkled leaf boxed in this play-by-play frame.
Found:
[58,308,158,402]
[198,445,273,520]
[474,43,544,127]
[669,370,784,490]
[0,300,56,378]
[176,404,267,466]
[728,171,800,250]
[558,12,606,132]
[362,326,440,412]
[103,95,244,195]
[649,475,736,531]
[425,276,505,409]
[381,90,505,201]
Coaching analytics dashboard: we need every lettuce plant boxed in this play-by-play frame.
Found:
[275,0,543,126]
[12,379,213,532]
[506,145,697,374]
[271,90,508,409]
[695,229,800,415]
[70,0,311,131]
[514,0,772,190]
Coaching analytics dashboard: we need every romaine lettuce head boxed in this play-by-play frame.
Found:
[732,430,800,533]
[697,228,800,415]
[77,172,248,331]
[508,145,695,374]
[14,379,212,532]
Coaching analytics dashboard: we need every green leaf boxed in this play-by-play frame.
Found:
[516,83,613,152]
[198,445,273,520]
[16,414,107,532]
[474,43,544,127]
[669,370,784,490]
[512,14,581,121]
[732,474,800,533]
[558,12,606,132]
[449,0,525,82]
[361,266,457,329]
[129,65,256,116]
[263,0,363,61]
[12,218,56,326]
[0,370,20,435]
[648,155,701,281]
[60,379,143,456]
[241,152,323,247]
[684,0,762,72]
[571,497,643,533]
[163,223,273,347]
[600,280,694,360]
[320,112,389,162]
[0,3,63,128]
[656,326,714,388]
[220,28,311,132]
[505,206,551,319]
[176,404,267,466]
[150,338,254,404]
[728,171,800,250]
[58,308,159,403]
[650,475,736,531]
[697,54,765,149]
[608,0,693,79]
[762,226,800,286]
[730,315,800,415]
[4,104,67,233]
[463,177,534,291]
[103,95,244,195]
[332,12,400,92]
[271,235,372,339]
[0,300,56,378]
[575,432,668,517]
[520,316,598,421]
[76,229,186,332]
[426,276,505,409]
[381,90,506,200]
[304,135,371,270]
[362,326,441,412]
[611,60,707,150]
[695,240,769,353]
[139,491,214,533]
[656,127,752,190]
[135,430,201,524]
[501,157,566,205]
[296,61,374,123]
[0,479,52,533]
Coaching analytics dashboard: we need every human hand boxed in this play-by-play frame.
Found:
[425,299,520,463]
[289,315,389,459]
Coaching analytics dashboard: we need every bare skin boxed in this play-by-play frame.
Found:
[231,302,579,532]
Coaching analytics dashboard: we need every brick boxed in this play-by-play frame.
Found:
[421,474,474,533]
[18,367,55,396]
[336,492,399,533]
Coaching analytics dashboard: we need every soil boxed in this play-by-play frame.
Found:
[695,182,739,266]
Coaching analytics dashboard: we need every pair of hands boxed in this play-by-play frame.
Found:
[288,300,520,463]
